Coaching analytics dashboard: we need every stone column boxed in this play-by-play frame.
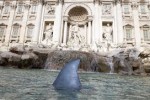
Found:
[84,24,87,43]
[99,1,103,42]
[113,2,118,44]
[32,0,43,44]
[116,0,124,44]
[94,0,100,43]
[0,3,3,16]
[53,0,63,43]
[4,2,16,46]
[132,2,141,47]
[19,3,30,44]
[63,17,68,45]
[88,17,92,45]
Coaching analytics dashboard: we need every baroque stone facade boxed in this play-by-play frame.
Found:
[0,0,150,51]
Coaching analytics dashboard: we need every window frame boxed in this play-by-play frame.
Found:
[26,24,34,38]
[0,25,6,37]
[143,26,150,41]
[12,24,20,38]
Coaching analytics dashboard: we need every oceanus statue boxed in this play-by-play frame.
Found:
[53,59,82,90]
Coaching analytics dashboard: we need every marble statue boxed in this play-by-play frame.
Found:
[68,23,82,49]
[53,59,82,90]
[103,23,113,51]
[42,23,53,45]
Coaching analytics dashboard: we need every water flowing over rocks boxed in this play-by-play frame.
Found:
[0,45,150,75]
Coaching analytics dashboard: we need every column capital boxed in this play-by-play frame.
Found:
[131,1,139,9]
[63,16,68,22]
[148,3,150,9]
[0,5,3,9]
[88,16,93,21]
[11,4,17,9]
[114,0,122,5]
[24,4,31,10]
[94,0,99,4]
[57,0,64,4]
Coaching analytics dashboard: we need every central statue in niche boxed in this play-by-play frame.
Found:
[68,22,82,48]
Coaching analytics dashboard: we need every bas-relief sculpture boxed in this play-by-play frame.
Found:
[102,4,112,15]
[46,3,55,15]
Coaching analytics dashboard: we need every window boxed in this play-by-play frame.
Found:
[12,24,20,38]
[31,4,37,13]
[143,28,150,41]
[140,5,146,14]
[125,25,133,41]
[124,5,130,14]
[0,26,5,37]
[17,4,23,14]
[4,3,9,14]
[27,25,34,38]
[126,28,132,41]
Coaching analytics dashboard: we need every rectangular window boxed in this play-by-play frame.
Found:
[143,29,150,41]
[140,5,146,14]
[4,4,9,14]
[124,5,130,14]
[126,28,132,41]
[17,5,23,13]
[31,5,36,13]
[12,26,19,38]
[27,26,34,38]
[0,27,5,37]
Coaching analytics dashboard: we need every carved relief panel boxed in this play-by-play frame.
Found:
[102,3,112,16]
[45,2,55,15]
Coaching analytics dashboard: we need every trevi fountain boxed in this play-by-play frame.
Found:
[0,0,150,100]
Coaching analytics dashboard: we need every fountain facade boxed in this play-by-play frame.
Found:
[0,0,150,51]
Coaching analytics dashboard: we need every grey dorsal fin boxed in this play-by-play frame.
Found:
[53,59,82,90]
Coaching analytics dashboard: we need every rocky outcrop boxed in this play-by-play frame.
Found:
[139,46,150,73]
[0,46,48,69]
[0,45,149,76]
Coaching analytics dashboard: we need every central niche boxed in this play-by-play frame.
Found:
[68,6,88,22]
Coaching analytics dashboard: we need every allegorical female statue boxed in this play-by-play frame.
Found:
[103,23,113,51]
[42,23,53,45]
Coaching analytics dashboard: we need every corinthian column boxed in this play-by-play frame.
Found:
[63,17,68,45]
[19,3,30,44]
[32,0,43,44]
[132,1,141,47]
[94,0,100,44]
[4,1,16,46]
[87,16,92,45]
[53,0,63,43]
[116,0,124,44]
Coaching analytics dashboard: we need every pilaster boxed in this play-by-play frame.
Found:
[132,1,141,47]
[4,1,17,46]
[19,3,30,44]
[53,0,63,43]
[94,0,100,44]
[87,16,92,45]
[62,16,68,45]
[32,0,43,44]
[116,0,124,44]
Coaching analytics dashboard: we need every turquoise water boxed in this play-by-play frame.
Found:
[0,68,150,100]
